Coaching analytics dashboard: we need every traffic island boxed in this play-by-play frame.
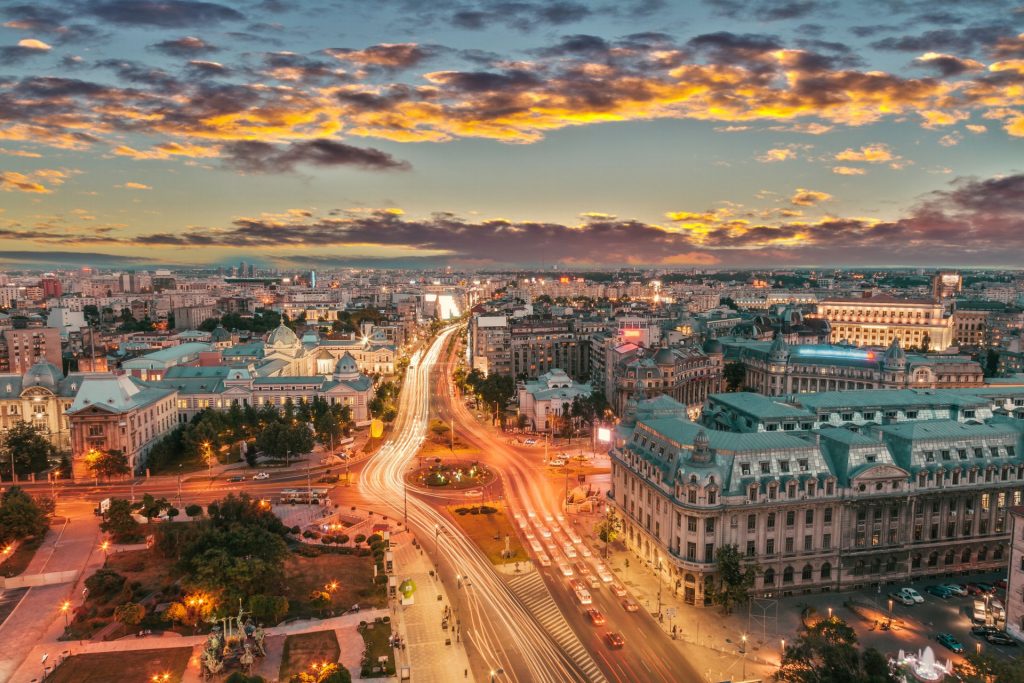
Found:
[444,501,525,565]
[404,459,497,493]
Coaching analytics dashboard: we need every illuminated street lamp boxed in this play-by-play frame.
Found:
[827,607,833,620]
[100,541,110,558]
[151,674,170,683]
[60,600,71,626]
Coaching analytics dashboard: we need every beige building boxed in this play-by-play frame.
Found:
[611,392,1024,607]
[816,295,955,351]
[1008,507,1024,641]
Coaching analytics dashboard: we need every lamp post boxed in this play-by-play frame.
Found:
[741,634,748,678]
[828,606,833,620]
[176,464,182,507]
[656,558,663,621]
[61,600,71,626]
[100,540,109,558]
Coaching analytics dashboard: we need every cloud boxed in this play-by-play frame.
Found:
[757,147,798,162]
[0,250,150,266]
[834,143,895,163]
[705,0,824,21]
[0,169,68,193]
[832,166,866,175]
[0,39,53,64]
[17,38,52,50]
[325,43,435,70]
[219,139,411,173]
[913,51,983,76]
[113,142,221,160]
[450,1,591,32]
[939,132,962,146]
[85,0,244,27]
[790,188,832,205]
[119,181,152,189]
[150,36,220,57]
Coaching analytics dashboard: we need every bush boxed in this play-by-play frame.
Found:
[85,568,126,600]
[290,525,300,535]
[354,534,366,543]
[184,504,202,518]
[321,536,334,545]
[367,534,382,545]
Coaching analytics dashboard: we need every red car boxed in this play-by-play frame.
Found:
[960,583,985,596]
[585,608,606,625]
[621,599,639,612]
[995,578,1008,591]
[605,632,625,649]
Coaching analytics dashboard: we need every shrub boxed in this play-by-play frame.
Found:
[184,504,202,518]
[321,536,334,545]
[367,534,382,545]
[85,568,126,600]
[354,534,366,543]
[337,534,349,544]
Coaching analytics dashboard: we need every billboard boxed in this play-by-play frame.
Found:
[596,427,612,443]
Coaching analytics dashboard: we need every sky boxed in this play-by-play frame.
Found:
[0,0,1022,270]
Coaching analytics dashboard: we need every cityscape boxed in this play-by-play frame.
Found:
[1,1,1023,683]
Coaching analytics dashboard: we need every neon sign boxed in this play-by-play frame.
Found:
[792,346,875,361]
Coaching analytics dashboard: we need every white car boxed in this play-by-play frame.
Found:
[578,545,592,558]
[549,459,566,467]
[538,554,551,567]
[544,514,554,523]
[538,527,552,539]
[524,439,537,445]
[563,544,577,559]
[252,472,270,480]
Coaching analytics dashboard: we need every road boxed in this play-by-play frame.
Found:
[361,326,600,683]
[430,332,704,683]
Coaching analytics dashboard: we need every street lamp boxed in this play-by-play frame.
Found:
[741,634,748,678]
[61,600,71,626]
[827,606,833,620]
[100,541,109,558]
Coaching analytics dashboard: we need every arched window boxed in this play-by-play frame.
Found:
[885,556,896,573]
[928,552,938,567]
[944,550,955,565]
[783,566,794,584]
[978,546,988,561]
[994,545,1004,561]
[961,548,971,563]
[801,564,813,581]
[764,568,775,585]
[820,562,832,579]
[911,554,921,569]
[853,560,865,576]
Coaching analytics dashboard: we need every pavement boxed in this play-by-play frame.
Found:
[389,530,474,683]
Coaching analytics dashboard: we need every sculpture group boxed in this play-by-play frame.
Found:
[200,605,268,679]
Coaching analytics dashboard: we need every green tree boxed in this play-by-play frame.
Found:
[100,498,142,543]
[723,362,746,392]
[291,662,350,683]
[704,544,758,614]
[954,649,1024,683]
[248,594,289,625]
[1,421,53,477]
[87,449,131,479]
[137,493,171,522]
[85,568,126,599]
[777,616,897,683]
[984,348,1000,377]
[114,601,145,630]
[0,486,49,543]
[185,504,203,518]
[594,508,622,558]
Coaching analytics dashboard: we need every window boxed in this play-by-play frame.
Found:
[802,564,813,581]
[746,540,756,557]
[766,539,775,555]
[798,459,809,471]
[760,461,771,474]
[783,566,794,583]
[767,513,776,529]
[707,490,717,505]
[785,537,794,554]
[805,509,814,525]
[688,489,697,504]
[822,533,831,550]
[686,542,696,561]
[786,511,795,527]
[741,463,751,475]
[924,451,935,462]
[804,535,813,551]
[705,518,715,533]
[820,562,831,579]
[747,514,756,531]
[705,543,715,562]
[824,507,833,524]
[749,485,758,502]
[764,568,775,585]
[687,516,697,533]
[780,460,790,473]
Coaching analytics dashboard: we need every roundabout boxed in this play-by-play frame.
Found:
[403,458,498,494]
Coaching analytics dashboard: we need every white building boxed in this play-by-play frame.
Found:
[518,368,592,430]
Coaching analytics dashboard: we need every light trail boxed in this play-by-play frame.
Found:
[361,327,596,683]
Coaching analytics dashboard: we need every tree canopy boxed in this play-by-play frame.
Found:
[0,486,50,543]
[704,544,758,614]
[777,617,897,683]
[1,421,55,477]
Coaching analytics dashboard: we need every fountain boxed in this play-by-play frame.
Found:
[891,646,953,682]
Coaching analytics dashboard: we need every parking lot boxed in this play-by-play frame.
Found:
[812,571,1019,666]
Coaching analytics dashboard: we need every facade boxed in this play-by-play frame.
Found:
[611,392,1024,608]
[816,295,955,351]
[610,340,724,416]
[722,336,983,396]
[1007,507,1024,641]
[0,327,62,374]
[67,374,178,476]
[0,361,92,450]
[173,304,216,331]
[517,368,592,430]
[510,319,588,380]
[121,342,212,381]
[932,271,963,299]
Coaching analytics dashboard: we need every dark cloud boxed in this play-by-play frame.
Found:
[0,250,149,266]
[870,25,1008,54]
[259,51,345,82]
[0,44,51,66]
[429,69,546,93]
[94,59,181,91]
[687,32,782,66]
[185,59,230,77]
[705,0,826,21]
[324,43,436,70]
[83,0,244,27]
[450,1,591,32]
[912,53,982,77]
[535,34,611,57]
[150,36,220,57]
[220,139,411,173]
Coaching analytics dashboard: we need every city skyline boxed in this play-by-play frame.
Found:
[0,0,1022,269]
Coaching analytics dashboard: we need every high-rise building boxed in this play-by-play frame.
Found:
[0,327,62,374]
[40,275,62,299]
[932,271,963,299]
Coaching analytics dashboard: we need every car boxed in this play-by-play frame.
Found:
[318,474,340,483]
[995,578,1008,591]
[975,582,995,593]
[936,633,964,654]
[985,631,1017,646]
[585,608,606,625]
[226,475,245,482]
[604,632,625,649]
[611,583,627,597]
[971,625,999,637]
[252,472,270,480]
[524,439,537,445]
[621,599,639,612]
[941,584,968,597]
[926,585,954,598]
[889,590,916,606]
[549,459,566,467]
[893,587,923,603]
[962,583,986,595]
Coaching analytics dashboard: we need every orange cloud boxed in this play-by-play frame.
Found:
[119,182,152,190]
[757,147,797,162]
[835,144,894,163]
[790,189,832,206]
[832,166,866,175]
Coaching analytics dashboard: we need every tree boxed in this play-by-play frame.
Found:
[249,594,289,625]
[137,493,171,522]
[723,362,746,392]
[919,333,932,352]
[308,589,331,615]
[86,449,131,479]
[704,544,758,614]
[954,649,1024,683]
[1,421,53,477]
[0,486,49,543]
[100,498,142,543]
[777,616,897,683]
[114,601,145,630]
[291,663,351,683]
[984,348,1000,377]
[185,504,203,518]
[594,508,622,558]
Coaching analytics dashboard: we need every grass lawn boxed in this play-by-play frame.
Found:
[48,647,192,683]
[283,551,385,620]
[358,619,396,677]
[279,630,340,681]
[446,502,525,565]
[0,534,44,578]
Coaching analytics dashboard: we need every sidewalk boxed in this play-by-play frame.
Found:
[390,532,473,683]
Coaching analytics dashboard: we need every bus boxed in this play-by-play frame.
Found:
[279,488,330,504]
[569,579,592,605]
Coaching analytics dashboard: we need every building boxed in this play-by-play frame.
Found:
[932,271,963,299]
[0,361,91,451]
[46,307,87,341]
[1007,507,1024,641]
[40,275,63,299]
[816,295,955,351]
[610,391,1024,608]
[121,342,212,381]
[173,304,216,331]
[610,339,724,417]
[721,336,984,396]
[0,327,63,375]
[510,319,588,380]
[517,369,592,431]
[67,374,178,476]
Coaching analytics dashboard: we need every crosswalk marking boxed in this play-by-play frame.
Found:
[508,571,608,683]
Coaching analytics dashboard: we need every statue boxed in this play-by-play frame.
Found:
[239,642,255,674]
[252,624,267,657]
[243,617,256,638]
[201,643,225,679]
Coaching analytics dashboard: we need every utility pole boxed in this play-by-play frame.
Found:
[657,558,663,620]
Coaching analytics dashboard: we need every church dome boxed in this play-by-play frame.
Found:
[653,345,675,365]
[703,337,723,354]
[266,323,299,349]
[333,352,359,378]
[210,325,231,343]
[24,360,63,389]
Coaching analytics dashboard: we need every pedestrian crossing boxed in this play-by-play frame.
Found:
[507,571,608,683]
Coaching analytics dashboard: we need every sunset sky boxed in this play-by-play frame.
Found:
[0,0,1022,270]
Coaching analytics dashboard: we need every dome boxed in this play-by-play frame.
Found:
[24,360,63,389]
[884,337,906,370]
[333,352,359,378]
[703,337,723,354]
[653,345,675,365]
[266,323,299,349]
[769,332,790,362]
[210,325,231,342]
